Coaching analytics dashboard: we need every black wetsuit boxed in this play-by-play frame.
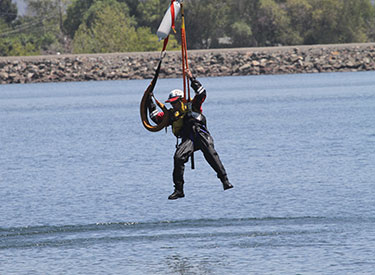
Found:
[148,76,231,194]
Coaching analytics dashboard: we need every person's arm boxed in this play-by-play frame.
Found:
[186,70,206,112]
[146,94,165,124]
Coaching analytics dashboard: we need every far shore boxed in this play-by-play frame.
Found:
[1,43,374,84]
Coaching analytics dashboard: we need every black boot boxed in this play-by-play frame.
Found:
[168,183,185,200]
[220,175,233,190]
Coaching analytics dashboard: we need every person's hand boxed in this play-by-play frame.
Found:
[186,69,193,79]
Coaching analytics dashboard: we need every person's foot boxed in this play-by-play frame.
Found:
[223,181,233,190]
[220,175,233,190]
[168,189,185,200]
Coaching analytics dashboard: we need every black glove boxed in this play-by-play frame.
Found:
[190,78,202,91]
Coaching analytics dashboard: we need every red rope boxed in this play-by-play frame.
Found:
[171,0,176,33]
[181,30,190,101]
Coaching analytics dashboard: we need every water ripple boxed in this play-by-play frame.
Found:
[1,216,373,250]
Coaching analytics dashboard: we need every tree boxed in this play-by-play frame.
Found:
[136,0,169,33]
[368,1,375,40]
[64,0,95,38]
[0,34,39,56]
[72,0,176,53]
[119,0,140,17]
[336,0,374,43]
[185,0,230,49]
[230,20,253,47]
[0,0,69,56]
[3,0,375,56]
[285,0,312,44]
[0,0,18,24]
[302,0,342,44]
[254,0,300,46]
[73,0,134,53]
[23,0,71,53]
[225,0,300,47]
[225,0,257,47]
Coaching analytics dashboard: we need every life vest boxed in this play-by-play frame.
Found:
[171,102,206,138]
[171,102,187,137]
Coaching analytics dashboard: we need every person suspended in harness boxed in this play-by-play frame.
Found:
[147,70,233,200]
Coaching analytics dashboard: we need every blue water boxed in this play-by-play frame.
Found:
[1,72,375,274]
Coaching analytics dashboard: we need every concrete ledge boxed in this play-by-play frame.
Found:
[1,43,375,84]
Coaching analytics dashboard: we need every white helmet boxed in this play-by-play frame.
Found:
[165,89,184,103]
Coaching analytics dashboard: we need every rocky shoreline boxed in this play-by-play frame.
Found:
[1,43,375,84]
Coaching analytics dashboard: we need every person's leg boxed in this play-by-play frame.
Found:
[197,129,233,190]
[169,138,194,199]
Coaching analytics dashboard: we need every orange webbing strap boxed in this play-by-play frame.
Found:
[180,2,190,102]
[183,31,190,101]
[181,32,187,101]
[180,2,194,169]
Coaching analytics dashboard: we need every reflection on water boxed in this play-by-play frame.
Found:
[166,255,208,274]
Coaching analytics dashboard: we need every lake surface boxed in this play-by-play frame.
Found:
[1,72,374,274]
